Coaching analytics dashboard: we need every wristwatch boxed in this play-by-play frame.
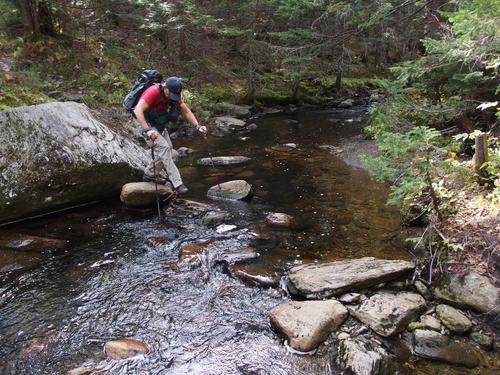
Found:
[141,127,153,134]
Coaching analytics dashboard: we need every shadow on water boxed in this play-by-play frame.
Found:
[1,107,494,374]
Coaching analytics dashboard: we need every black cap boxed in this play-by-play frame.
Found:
[165,76,183,101]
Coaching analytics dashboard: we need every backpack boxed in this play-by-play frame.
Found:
[122,70,163,113]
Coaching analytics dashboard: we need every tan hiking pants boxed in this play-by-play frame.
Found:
[144,128,183,188]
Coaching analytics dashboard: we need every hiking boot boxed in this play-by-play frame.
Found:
[143,174,167,185]
[176,184,189,195]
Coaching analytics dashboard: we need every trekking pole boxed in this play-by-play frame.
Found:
[151,142,162,219]
[204,136,221,190]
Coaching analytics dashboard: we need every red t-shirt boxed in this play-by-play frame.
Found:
[139,84,184,112]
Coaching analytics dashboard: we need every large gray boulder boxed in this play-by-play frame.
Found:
[207,180,252,201]
[337,337,389,375]
[269,300,348,352]
[287,257,415,299]
[349,291,426,337]
[435,272,499,314]
[0,102,147,223]
[120,182,174,208]
[412,329,480,368]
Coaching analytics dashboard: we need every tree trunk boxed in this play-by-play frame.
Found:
[18,0,41,36]
[334,69,342,91]
[474,134,488,181]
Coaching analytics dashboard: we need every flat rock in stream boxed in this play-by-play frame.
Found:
[287,257,415,299]
[269,300,348,352]
[104,338,149,359]
[434,272,499,314]
[197,156,251,166]
[337,337,389,375]
[349,291,426,337]
[207,180,252,201]
[120,182,174,208]
[412,329,480,368]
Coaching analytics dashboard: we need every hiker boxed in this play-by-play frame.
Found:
[134,76,207,195]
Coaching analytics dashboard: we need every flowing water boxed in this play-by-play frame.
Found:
[0,107,495,374]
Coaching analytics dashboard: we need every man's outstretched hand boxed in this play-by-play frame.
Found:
[196,124,208,136]
[147,129,159,141]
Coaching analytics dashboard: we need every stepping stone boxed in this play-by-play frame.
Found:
[207,180,252,201]
[197,156,251,166]
[287,257,415,299]
[120,182,173,208]
[349,291,426,337]
[269,300,348,352]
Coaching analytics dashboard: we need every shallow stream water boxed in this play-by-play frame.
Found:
[1,107,496,374]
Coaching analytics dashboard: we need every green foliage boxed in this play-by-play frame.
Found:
[362,126,465,217]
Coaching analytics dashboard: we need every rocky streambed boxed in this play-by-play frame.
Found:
[0,105,498,374]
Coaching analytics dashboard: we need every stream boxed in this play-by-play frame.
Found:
[0,106,491,374]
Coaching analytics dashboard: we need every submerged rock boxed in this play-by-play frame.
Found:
[197,156,251,166]
[104,338,149,359]
[0,234,67,251]
[230,265,279,288]
[218,246,258,264]
[337,337,389,375]
[338,98,354,108]
[200,211,230,227]
[207,180,252,201]
[120,182,174,208]
[19,337,50,358]
[436,304,472,334]
[349,291,426,337]
[434,272,499,313]
[412,329,480,368]
[66,366,97,375]
[0,102,147,223]
[469,332,494,350]
[287,257,415,299]
[265,212,297,228]
[177,147,195,157]
[269,300,348,352]
[178,242,210,262]
[317,144,344,155]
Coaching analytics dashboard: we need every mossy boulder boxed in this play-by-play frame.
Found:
[0,102,148,223]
